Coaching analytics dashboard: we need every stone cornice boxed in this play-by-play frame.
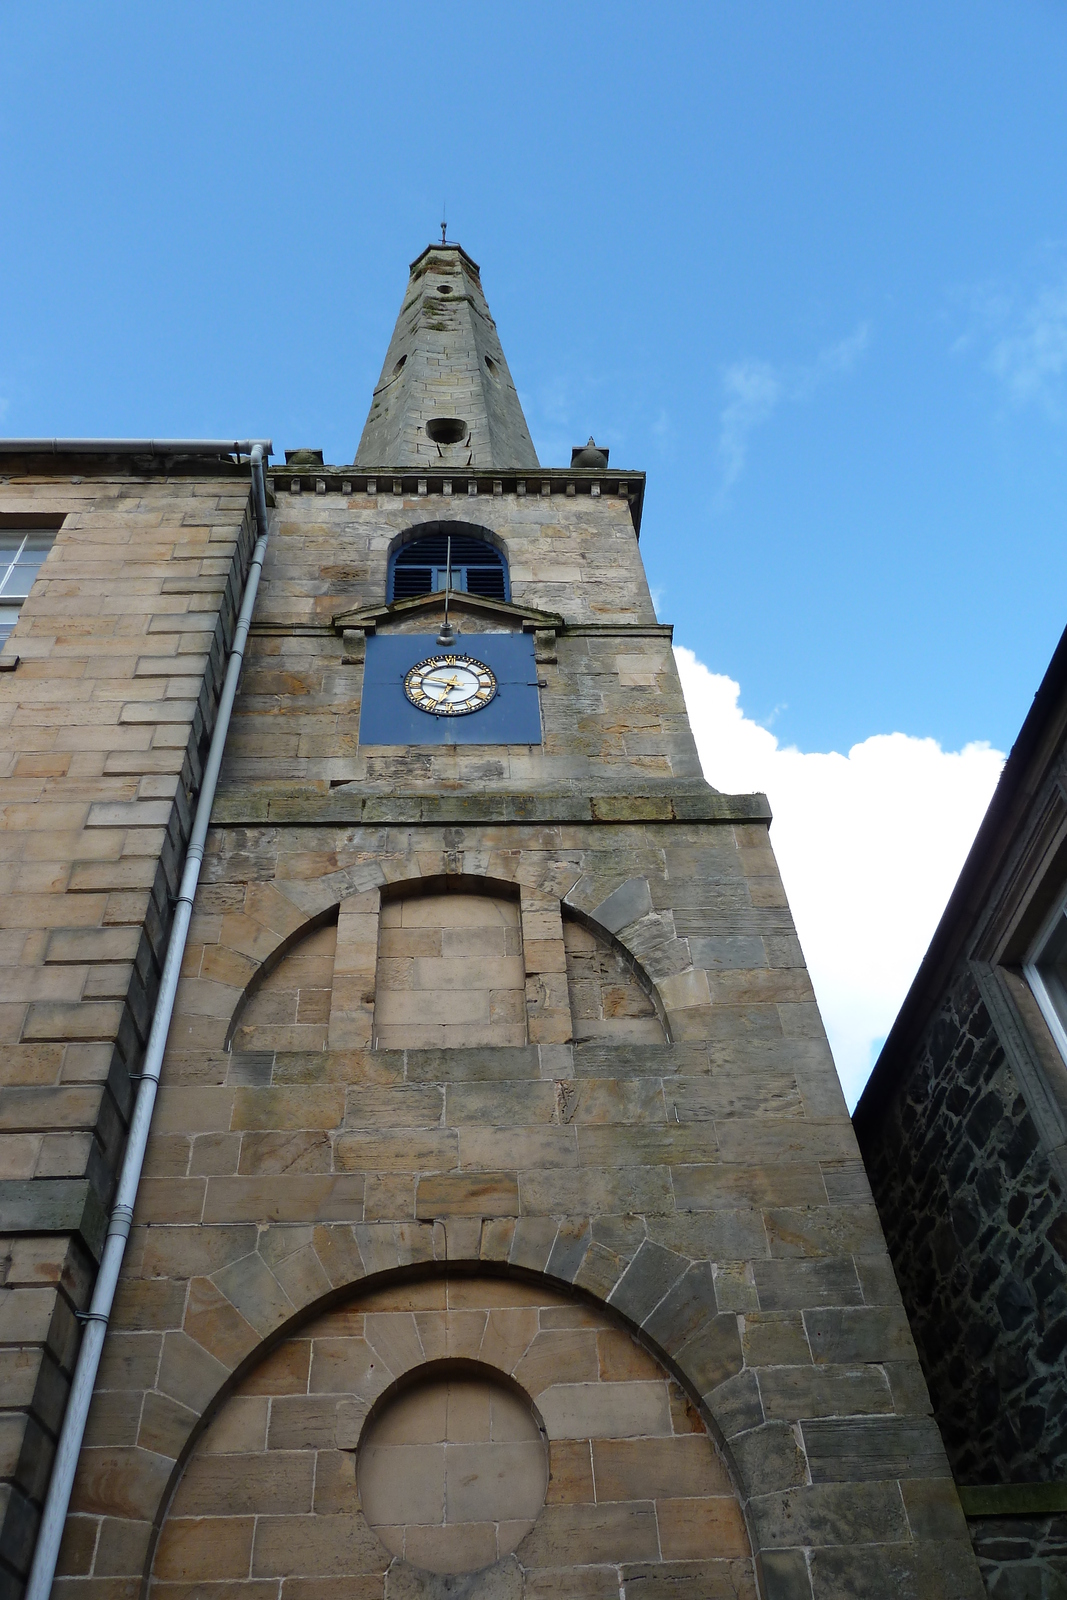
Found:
[267,466,647,536]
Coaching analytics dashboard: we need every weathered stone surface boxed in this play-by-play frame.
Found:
[0,467,255,1590]
[7,261,981,1600]
[859,969,1067,1486]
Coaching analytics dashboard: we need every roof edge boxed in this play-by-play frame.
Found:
[408,242,481,277]
[854,614,1067,1141]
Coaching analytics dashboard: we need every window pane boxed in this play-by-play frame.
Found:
[391,566,434,600]
[0,533,53,598]
[1036,914,1067,1030]
[431,567,469,593]
[391,530,507,603]
[2,560,46,599]
[0,531,56,635]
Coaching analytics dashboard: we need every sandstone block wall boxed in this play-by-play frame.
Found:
[223,483,698,795]
[15,473,988,1600]
[51,803,985,1600]
[0,461,255,1600]
[354,245,539,472]
[149,1277,753,1598]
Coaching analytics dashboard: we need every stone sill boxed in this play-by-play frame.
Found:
[210,789,772,828]
[958,1483,1067,1517]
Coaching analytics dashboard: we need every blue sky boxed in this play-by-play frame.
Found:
[3,2,1064,754]
[4,2,1066,1099]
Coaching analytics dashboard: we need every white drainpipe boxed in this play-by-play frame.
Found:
[22,441,273,1600]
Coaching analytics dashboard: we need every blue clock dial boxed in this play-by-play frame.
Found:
[403,653,498,716]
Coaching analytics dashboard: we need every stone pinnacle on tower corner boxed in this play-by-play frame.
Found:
[354,243,540,472]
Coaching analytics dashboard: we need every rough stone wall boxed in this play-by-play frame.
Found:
[860,966,1067,1596]
[969,1512,1067,1596]
[861,966,1067,1489]
[0,464,254,1600]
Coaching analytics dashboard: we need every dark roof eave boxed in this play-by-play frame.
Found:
[853,614,1067,1141]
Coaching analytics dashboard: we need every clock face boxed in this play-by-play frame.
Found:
[403,653,498,716]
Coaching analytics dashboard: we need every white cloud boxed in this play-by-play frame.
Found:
[717,324,869,494]
[954,257,1067,420]
[675,646,1005,1110]
[718,360,782,491]
[989,277,1067,416]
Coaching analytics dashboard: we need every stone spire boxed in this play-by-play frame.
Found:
[355,243,539,470]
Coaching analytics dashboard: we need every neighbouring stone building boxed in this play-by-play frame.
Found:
[1,242,988,1600]
[855,624,1067,1597]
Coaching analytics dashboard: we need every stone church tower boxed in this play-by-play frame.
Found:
[1,244,987,1599]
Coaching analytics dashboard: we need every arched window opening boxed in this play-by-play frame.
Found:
[389,525,509,604]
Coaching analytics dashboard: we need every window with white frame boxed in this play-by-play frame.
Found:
[1024,890,1067,1064]
[0,529,56,641]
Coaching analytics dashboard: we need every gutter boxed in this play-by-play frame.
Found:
[21,440,274,1600]
[0,439,267,457]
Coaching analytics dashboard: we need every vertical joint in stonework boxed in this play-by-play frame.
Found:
[520,884,572,1045]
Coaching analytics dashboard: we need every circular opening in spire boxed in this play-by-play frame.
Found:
[426,418,467,445]
[484,355,498,377]
[392,355,407,377]
[438,285,452,294]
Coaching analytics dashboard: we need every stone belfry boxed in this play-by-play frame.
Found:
[1,246,987,1600]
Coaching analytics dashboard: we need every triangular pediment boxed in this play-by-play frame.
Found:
[332,590,564,634]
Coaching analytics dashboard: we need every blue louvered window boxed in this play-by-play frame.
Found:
[389,527,509,604]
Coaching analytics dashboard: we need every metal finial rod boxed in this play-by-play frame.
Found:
[438,536,454,646]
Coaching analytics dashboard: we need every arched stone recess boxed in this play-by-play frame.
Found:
[65,1236,770,1599]
[373,877,526,1050]
[562,906,670,1045]
[564,873,709,1042]
[191,859,681,1059]
[137,1271,756,1600]
[224,908,339,1052]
